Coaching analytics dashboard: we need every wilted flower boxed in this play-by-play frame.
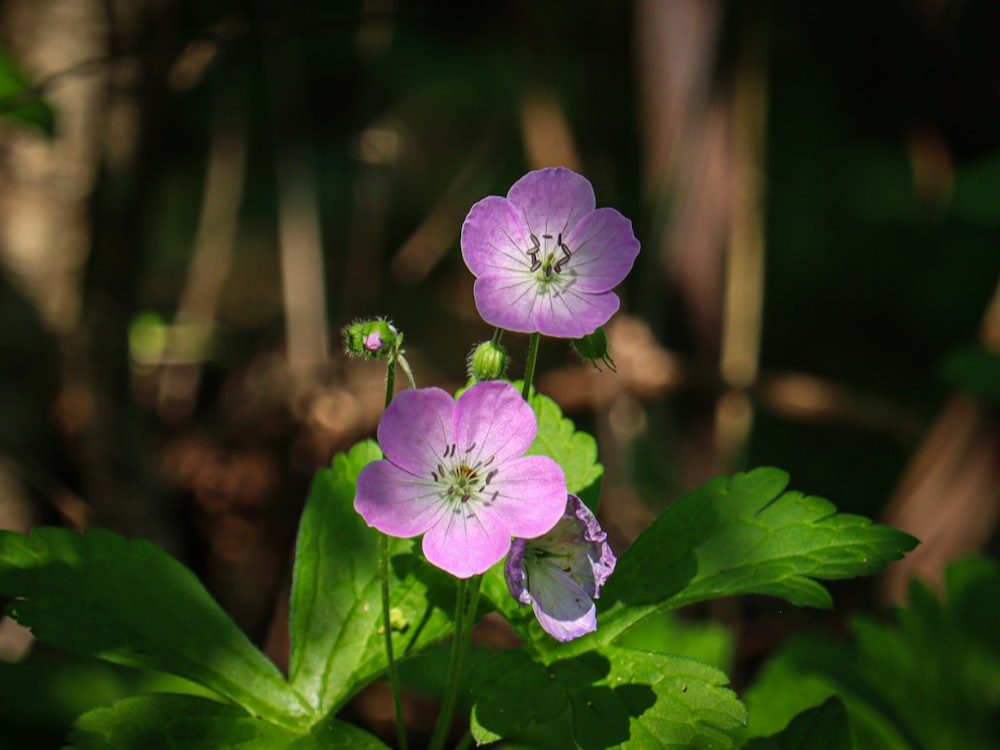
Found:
[461,167,640,338]
[504,494,616,642]
[354,381,567,578]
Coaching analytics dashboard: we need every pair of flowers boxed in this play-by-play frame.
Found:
[354,167,636,640]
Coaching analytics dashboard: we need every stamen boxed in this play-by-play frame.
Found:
[461,493,471,503]
[484,469,498,485]
[431,470,438,482]
[483,455,495,467]
[465,442,476,453]
[527,233,542,272]
[554,234,572,273]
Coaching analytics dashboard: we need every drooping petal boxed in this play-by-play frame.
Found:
[526,559,598,642]
[504,538,531,605]
[530,287,620,339]
[461,196,534,277]
[354,460,446,537]
[376,387,454,475]
[485,455,566,539]
[507,167,595,237]
[562,207,640,293]
[452,380,537,465]
[471,274,543,334]
[421,504,513,578]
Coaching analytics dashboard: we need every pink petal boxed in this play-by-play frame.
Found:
[421,506,512,578]
[486,455,567,539]
[461,196,534,277]
[471,275,541,334]
[376,387,455,475]
[531,287,620,339]
[529,565,598,642]
[507,168,596,237]
[452,381,537,465]
[354,460,447,537]
[562,207,640,293]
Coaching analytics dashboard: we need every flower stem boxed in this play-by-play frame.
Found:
[521,332,541,400]
[429,578,467,750]
[380,354,408,750]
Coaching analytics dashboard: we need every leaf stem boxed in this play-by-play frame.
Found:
[429,577,468,750]
[521,331,541,401]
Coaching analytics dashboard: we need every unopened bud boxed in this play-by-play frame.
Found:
[572,327,616,372]
[467,339,508,382]
[343,319,399,359]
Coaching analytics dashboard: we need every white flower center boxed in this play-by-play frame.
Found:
[526,232,573,284]
[430,442,498,509]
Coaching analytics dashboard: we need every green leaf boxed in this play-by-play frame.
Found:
[743,697,853,750]
[0,528,309,724]
[596,468,917,640]
[739,557,1000,750]
[469,646,745,748]
[0,42,55,135]
[951,151,1000,223]
[288,440,457,718]
[528,390,603,498]
[65,694,387,749]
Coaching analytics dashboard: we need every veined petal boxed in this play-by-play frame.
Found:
[504,538,531,604]
[452,381,537,465]
[563,207,640,293]
[507,167,595,237]
[354,460,446,537]
[486,455,566,539]
[531,287,620,339]
[472,274,543,334]
[461,196,534,277]
[528,561,598,642]
[422,505,512,578]
[376,387,454,475]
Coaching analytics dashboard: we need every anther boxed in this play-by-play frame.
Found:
[484,469,498,485]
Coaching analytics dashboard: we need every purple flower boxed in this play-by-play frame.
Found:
[461,167,640,338]
[504,495,616,642]
[363,331,384,353]
[354,381,567,579]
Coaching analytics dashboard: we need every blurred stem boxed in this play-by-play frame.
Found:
[429,574,481,750]
[380,355,407,750]
[396,352,417,390]
[522,332,541,400]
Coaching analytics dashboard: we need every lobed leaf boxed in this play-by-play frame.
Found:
[288,440,457,718]
[0,527,309,724]
[527,390,603,498]
[65,694,387,749]
[469,646,745,748]
[595,468,917,643]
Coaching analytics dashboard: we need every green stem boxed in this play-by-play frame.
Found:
[429,577,471,750]
[521,331,541,400]
[396,353,417,391]
[380,354,408,750]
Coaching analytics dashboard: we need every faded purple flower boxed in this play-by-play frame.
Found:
[354,381,567,579]
[504,494,616,642]
[461,167,640,338]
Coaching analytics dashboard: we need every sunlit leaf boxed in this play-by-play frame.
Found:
[469,646,744,748]
[0,527,309,724]
[288,440,457,718]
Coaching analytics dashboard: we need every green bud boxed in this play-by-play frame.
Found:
[389,607,409,632]
[467,339,508,382]
[572,327,616,372]
[342,319,399,359]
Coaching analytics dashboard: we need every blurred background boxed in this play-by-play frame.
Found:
[0,0,998,746]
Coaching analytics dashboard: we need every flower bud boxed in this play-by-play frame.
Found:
[467,339,508,382]
[343,319,399,359]
[572,327,616,371]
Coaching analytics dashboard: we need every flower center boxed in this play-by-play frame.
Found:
[430,443,498,508]
[526,232,573,283]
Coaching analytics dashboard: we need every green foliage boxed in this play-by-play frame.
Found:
[0,527,310,724]
[0,42,55,134]
[939,345,1000,405]
[591,468,917,644]
[65,694,388,749]
[469,647,745,749]
[740,558,1000,750]
[527,390,604,497]
[742,698,853,750]
[288,440,457,717]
